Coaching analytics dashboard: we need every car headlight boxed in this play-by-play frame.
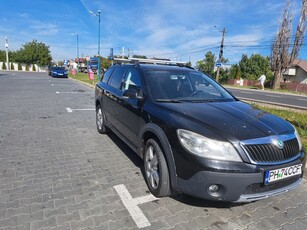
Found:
[293,126,303,150]
[177,129,242,162]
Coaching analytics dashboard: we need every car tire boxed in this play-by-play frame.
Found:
[144,138,170,197]
[96,104,108,134]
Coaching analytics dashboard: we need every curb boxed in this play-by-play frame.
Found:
[68,77,95,89]
[224,85,307,98]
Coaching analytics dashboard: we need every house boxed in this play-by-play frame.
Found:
[283,59,307,83]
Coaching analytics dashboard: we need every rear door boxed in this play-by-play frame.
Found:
[104,66,128,131]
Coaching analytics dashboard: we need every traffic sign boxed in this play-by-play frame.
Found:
[215,62,222,67]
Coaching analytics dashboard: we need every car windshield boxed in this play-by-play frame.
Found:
[146,70,235,102]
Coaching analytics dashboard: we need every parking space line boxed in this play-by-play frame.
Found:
[66,108,95,113]
[114,184,158,228]
[66,108,73,113]
[56,91,93,94]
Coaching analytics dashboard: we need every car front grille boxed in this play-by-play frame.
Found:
[241,137,300,164]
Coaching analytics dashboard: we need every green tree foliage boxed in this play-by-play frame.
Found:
[132,55,147,59]
[18,63,22,70]
[237,54,273,81]
[196,51,229,82]
[196,51,216,76]
[229,64,241,80]
[15,40,52,66]
[32,64,36,72]
[57,61,64,66]
[10,63,14,70]
[96,56,112,70]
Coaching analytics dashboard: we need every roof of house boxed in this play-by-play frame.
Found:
[291,59,307,73]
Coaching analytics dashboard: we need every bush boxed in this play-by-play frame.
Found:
[18,63,22,71]
[32,65,36,72]
[26,64,29,71]
[10,63,14,70]
[2,62,7,70]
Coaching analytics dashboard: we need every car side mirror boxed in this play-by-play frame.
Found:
[123,88,138,99]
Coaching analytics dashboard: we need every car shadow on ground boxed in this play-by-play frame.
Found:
[106,132,143,168]
[106,131,250,208]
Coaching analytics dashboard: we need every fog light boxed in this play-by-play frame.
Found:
[208,184,220,193]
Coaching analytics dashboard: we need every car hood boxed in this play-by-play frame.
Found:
[158,101,293,142]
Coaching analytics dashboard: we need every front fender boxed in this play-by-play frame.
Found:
[139,123,179,192]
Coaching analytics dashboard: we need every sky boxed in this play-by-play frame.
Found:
[0,0,306,66]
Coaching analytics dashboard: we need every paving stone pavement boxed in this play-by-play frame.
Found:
[0,71,306,230]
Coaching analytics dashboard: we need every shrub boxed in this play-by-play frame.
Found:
[18,63,22,70]
[32,65,36,72]
[2,62,7,70]
[26,64,29,71]
[10,63,14,70]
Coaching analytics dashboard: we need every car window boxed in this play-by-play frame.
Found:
[102,68,115,83]
[121,68,142,96]
[108,67,127,89]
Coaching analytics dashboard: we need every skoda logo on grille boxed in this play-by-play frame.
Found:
[275,139,284,149]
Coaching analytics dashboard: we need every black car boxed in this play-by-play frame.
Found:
[49,66,68,78]
[95,58,305,202]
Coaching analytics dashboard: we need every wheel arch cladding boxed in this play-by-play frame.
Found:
[140,123,179,192]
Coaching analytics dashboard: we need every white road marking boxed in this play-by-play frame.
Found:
[56,91,92,94]
[114,184,158,228]
[65,108,95,113]
[297,98,307,102]
[72,108,95,111]
[265,94,282,98]
[56,92,60,94]
[240,91,254,95]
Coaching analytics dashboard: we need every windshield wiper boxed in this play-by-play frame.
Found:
[155,99,183,103]
[185,99,219,103]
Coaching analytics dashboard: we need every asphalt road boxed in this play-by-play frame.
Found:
[0,71,307,230]
[225,87,307,110]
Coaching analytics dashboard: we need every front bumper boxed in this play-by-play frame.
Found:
[177,160,305,202]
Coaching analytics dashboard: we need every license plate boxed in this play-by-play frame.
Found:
[265,164,302,185]
[59,73,63,75]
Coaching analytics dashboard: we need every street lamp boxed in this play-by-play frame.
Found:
[89,9,101,79]
[72,33,79,70]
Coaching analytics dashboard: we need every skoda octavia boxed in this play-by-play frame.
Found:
[95,58,305,202]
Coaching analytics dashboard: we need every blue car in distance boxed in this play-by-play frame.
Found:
[49,66,68,78]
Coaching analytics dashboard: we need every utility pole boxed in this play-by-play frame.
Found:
[5,36,9,70]
[215,28,226,82]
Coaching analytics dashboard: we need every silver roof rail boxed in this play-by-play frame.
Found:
[113,57,187,66]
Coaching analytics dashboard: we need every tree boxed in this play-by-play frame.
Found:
[15,40,52,66]
[18,63,22,70]
[10,63,14,70]
[132,55,147,59]
[230,64,241,80]
[57,61,64,66]
[238,54,273,81]
[2,62,6,70]
[196,51,216,76]
[271,0,306,89]
[196,51,229,82]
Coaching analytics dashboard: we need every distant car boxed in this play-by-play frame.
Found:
[95,58,305,202]
[49,66,68,78]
